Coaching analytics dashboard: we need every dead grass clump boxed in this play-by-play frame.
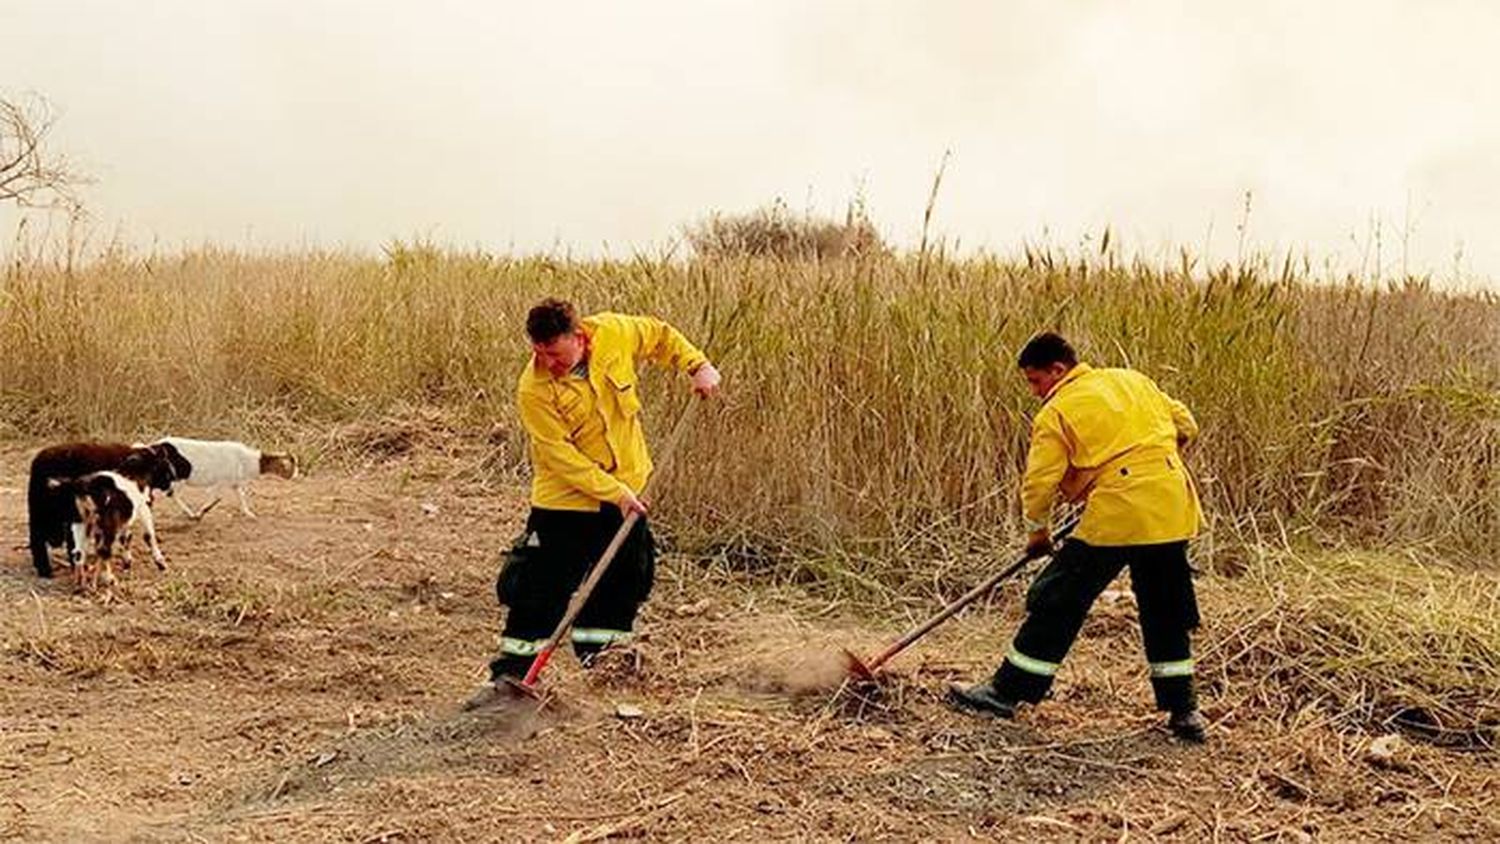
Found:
[156,573,348,628]
[326,405,470,462]
[1200,549,1500,748]
[9,623,246,678]
[157,576,280,627]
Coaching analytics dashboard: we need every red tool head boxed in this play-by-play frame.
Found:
[499,676,543,700]
[841,648,878,682]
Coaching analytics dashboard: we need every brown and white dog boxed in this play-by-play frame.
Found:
[49,470,166,591]
[149,437,298,519]
[28,442,178,578]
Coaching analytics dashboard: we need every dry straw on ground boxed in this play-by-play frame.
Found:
[1,446,1495,840]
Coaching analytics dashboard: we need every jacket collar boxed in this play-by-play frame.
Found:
[1044,362,1092,402]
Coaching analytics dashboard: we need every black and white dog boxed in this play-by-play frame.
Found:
[49,469,167,590]
[28,442,177,578]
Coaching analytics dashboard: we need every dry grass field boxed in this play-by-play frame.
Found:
[1,247,1496,840]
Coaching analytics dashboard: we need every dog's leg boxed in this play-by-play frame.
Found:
[30,518,55,578]
[67,522,86,572]
[234,485,257,519]
[170,490,202,520]
[138,506,167,571]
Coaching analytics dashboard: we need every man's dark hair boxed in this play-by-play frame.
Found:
[526,298,579,343]
[1017,332,1078,369]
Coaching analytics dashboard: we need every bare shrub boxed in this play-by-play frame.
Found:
[684,198,886,260]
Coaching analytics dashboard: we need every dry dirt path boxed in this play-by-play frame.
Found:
[1,446,1493,841]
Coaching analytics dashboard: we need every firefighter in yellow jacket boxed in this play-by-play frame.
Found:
[471,298,720,700]
[949,333,1208,742]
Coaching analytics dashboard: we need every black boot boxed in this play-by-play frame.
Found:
[461,680,530,711]
[1168,709,1207,743]
[946,682,1019,719]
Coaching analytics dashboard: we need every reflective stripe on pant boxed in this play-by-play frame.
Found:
[499,636,549,657]
[572,627,632,646]
[1151,659,1195,677]
[992,538,1199,712]
[1004,647,1060,678]
[494,630,633,670]
[488,505,656,682]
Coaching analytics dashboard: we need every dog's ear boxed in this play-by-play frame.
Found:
[154,441,191,481]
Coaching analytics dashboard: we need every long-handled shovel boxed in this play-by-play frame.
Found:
[507,397,704,698]
[842,512,1082,682]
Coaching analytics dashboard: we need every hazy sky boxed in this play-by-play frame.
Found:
[4,1,1499,283]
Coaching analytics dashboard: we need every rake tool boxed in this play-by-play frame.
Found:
[841,510,1082,683]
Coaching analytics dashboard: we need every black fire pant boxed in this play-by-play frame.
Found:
[487,505,656,682]
[992,539,1200,713]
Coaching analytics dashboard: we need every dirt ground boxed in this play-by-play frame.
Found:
[1,444,1495,842]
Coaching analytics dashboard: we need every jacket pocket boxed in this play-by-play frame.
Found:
[606,367,642,416]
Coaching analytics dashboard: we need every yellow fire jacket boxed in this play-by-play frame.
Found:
[1021,363,1202,546]
[518,313,708,512]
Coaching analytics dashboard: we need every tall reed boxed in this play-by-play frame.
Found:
[2,244,1495,577]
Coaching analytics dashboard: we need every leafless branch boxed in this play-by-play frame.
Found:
[0,93,90,213]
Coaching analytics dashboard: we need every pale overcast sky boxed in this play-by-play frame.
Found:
[3,1,1498,284]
